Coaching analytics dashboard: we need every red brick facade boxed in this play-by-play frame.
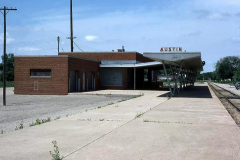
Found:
[59,52,153,62]
[68,57,100,91]
[14,52,153,95]
[14,56,69,95]
[14,56,100,95]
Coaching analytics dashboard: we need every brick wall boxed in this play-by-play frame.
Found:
[59,52,153,63]
[68,57,100,91]
[14,56,69,95]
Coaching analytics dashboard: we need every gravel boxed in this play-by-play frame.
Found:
[0,88,134,133]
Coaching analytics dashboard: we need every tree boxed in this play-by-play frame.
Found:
[215,56,240,81]
[233,64,240,82]
[196,71,218,81]
[0,53,14,81]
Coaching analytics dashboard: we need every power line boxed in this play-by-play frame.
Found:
[73,40,84,52]
[60,43,65,52]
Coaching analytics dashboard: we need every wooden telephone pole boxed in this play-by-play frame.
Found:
[66,0,76,52]
[0,6,17,105]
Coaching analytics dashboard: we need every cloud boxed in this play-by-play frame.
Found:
[18,47,40,52]
[194,10,231,20]
[186,31,202,37]
[194,0,240,7]
[207,13,231,20]
[85,35,98,41]
[230,37,240,43]
[0,32,15,44]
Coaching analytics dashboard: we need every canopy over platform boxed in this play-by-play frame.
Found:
[100,61,162,68]
[143,52,203,72]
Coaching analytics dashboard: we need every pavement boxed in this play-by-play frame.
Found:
[0,83,239,160]
[0,87,134,133]
[214,83,240,96]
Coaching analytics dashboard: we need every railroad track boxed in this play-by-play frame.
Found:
[208,82,240,110]
[208,82,240,127]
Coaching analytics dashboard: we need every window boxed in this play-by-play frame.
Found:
[30,69,51,77]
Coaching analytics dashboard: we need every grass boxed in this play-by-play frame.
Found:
[108,102,114,105]
[15,122,24,130]
[49,141,63,160]
[118,99,126,102]
[143,119,150,122]
[0,81,14,88]
[98,106,102,109]
[1,129,3,134]
[77,119,91,121]
[135,112,144,119]
[118,92,144,103]
[29,117,51,127]
[99,119,104,121]
[55,116,61,120]
[195,81,204,84]
[132,92,144,99]
[216,81,234,85]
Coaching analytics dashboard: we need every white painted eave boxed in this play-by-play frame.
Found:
[100,61,162,68]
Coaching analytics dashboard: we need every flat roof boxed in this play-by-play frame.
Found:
[143,52,203,72]
[59,51,140,54]
[14,55,99,62]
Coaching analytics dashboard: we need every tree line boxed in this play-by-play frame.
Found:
[0,53,14,81]
[197,56,240,83]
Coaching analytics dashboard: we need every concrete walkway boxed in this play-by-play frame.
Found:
[0,84,239,160]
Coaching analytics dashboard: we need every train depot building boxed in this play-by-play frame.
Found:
[14,47,203,96]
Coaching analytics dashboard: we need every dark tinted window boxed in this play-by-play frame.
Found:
[30,69,51,77]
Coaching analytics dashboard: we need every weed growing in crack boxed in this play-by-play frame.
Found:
[99,119,104,121]
[49,141,63,160]
[1,129,3,134]
[108,102,114,105]
[77,119,91,121]
[15,122,24,130]
[55,116,61,120]
[118,99,126,102]
[143,119,150,122]
[29,117,51,127]
[135,113,144,119]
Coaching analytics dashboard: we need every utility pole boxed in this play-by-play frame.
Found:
[57,36,60,54]
[67,0,76,52]
[0,6,17,106]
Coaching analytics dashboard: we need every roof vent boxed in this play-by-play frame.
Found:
[117,46,125,52]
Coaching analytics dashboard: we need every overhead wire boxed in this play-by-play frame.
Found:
[3,1,104,54]
[73,40,84,52]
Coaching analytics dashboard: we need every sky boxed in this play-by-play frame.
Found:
[0,0,240,72]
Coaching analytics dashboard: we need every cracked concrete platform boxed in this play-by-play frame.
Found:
[0,84,239,160]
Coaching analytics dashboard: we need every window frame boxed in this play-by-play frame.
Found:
[30,69,52,78]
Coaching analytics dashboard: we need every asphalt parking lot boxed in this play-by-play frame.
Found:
[0,87,134,133]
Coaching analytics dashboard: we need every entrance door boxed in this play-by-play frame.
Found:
[88,72,93,90]
[82,73,85,91]
[70,71,77,92]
